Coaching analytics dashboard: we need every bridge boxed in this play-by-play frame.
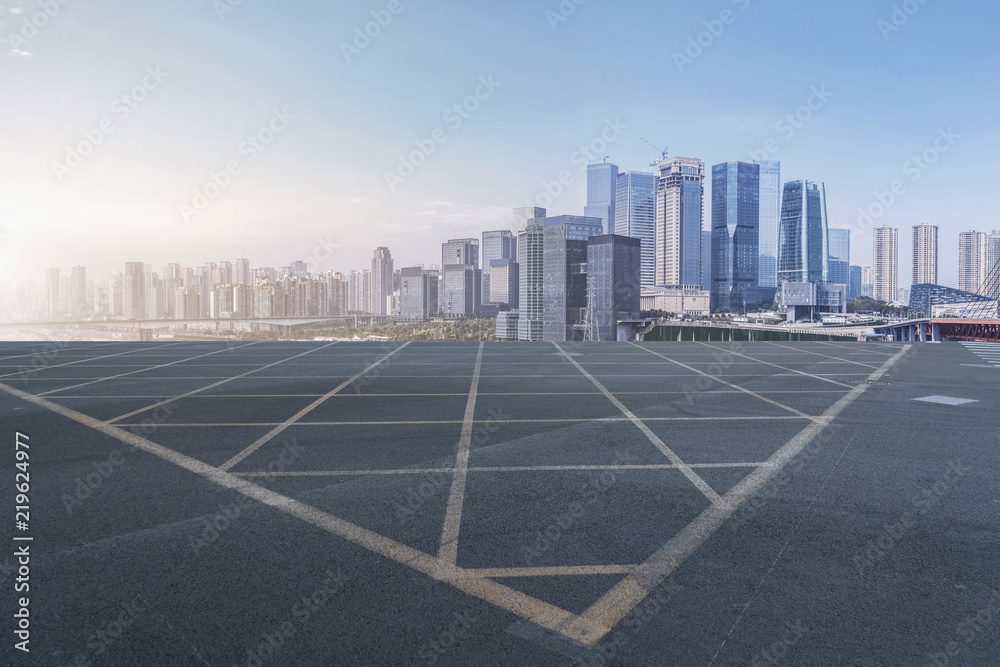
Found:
[0,315,395,339]
[876,318,1000,342]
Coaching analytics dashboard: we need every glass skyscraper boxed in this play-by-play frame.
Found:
[754,160,781,290]
[585,162,618,235]
[711,162,760,312]
[614,170,656,287]
[828,228,851,286]
[586,235,641,341]
[541,215,604,342]
[778,180,829,286]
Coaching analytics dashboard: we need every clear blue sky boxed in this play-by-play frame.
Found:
[1,0,998,288]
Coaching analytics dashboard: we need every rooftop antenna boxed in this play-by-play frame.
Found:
[601,155,610,163]
[640,138,669,167]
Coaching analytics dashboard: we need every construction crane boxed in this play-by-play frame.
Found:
[640,138,668,166]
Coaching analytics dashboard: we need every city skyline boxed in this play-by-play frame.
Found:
[2,2,997,293]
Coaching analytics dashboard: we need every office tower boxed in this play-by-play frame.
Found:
[873,226,899,303]
[958,231,986,294]
[615,171,656,287]
[911,224,939,286]
[371,247,394,316]
[711,162,760,312]
[517,220,545,341]
[235,259,251,285]
[489,260,519,309]
[400,267,439,321]
[861,267,875,298]
[655,156,704,288]
[442,239,480,318]
[541,215,604,341]
[828,228,851,287]
[585,161,618,235]
[984,231,1000,298]
[701,230,713,292]
[778,180,830,285]
[586,235,641,341]
[513,207,546,234]
[849,265,863,300]
[45,268,60,319]
[123,262,145,319]
[70,266,87,318]
[754,160,782,290]
[481,231,516,305]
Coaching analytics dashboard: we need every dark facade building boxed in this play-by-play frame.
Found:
[541,215,604,342]
[586,235,641,341]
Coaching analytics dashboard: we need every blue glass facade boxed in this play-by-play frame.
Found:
[614,171,656,287]
[778,180,829,286]
[849,265,863,300]
[585,162,618,235]
[753,160,781,289]
[828,228,850,286]
[711,162,760,312]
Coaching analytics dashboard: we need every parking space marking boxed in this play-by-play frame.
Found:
[218,344,411,472]
[761,341,881,370]
[232,462,770,477]
[692,342,856,389]
[554,343,723,506]
[0,342,186,380]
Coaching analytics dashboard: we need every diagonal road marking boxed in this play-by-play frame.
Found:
[761,341,880,370]
[218,343,411,472]
[553,343,723,506]
[0,342,186,381]
[692,341,856,389]
[438,342,485,566]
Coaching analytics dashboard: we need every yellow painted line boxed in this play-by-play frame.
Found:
[438,342,485,566]
[0,380,588,643]
[553,343,723,507]
[37,343,259,397]
[564,344,913,645]
[629,343,819,422]
[218,343,411,472]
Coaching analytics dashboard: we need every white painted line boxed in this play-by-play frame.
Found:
[561,344,913,645]
[218,343,411,472]
[0,342,186,380]
[102,343,341,425]
[913,396,980,406]
[692,342,856,389]
[761,341,880,370]
[555,343,723,506]
[464,565,635,578]
[232,463,770,477]
[438,342,485,566]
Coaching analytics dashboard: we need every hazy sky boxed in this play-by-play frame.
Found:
[1,0,998,289]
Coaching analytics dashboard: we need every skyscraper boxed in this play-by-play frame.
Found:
[586,235,641,341]
[441,239,480,318]
[753,160,781,290]
[861,267,875,298]
[614,171,656,287]
[849,265,863,300]
[481,230,516,305]
[123,262,145,319]
[541,215,604,341]
[828,228,851,286]
[513,207,546,234]
[777,181,829,286]
[399,267,439,321]
[488,259,518,309]
[873,226,899,303]
[711,162,760,312]
[235,258,251,285]
[912,224,939,286]
[984,231,1000,298]
[45,268,60,319]
[585,161,618,235]
[958,231,986,294]
[517,219,545,341]
[655,156,704,287]
[70,266,87,318]
[371,247,394,315]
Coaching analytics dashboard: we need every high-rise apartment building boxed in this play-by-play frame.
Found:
[984,231,1000,298]
[655,156,704,287]
[586,235,641,341]
[711,162,760,312]
[828,228,851,286]
[235,258,251,285]
[585,161,618,235]
[912,224,939,286]
[371,247,394,315]
[517,219,545,341]
[45,268,60,319]
[873,226,899,303]
[958,231,986,294]
[614,171,656,287]
[69,266,87,318]
[753,160,782,292]
[123,262,145,319]
[778,181,829,286]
